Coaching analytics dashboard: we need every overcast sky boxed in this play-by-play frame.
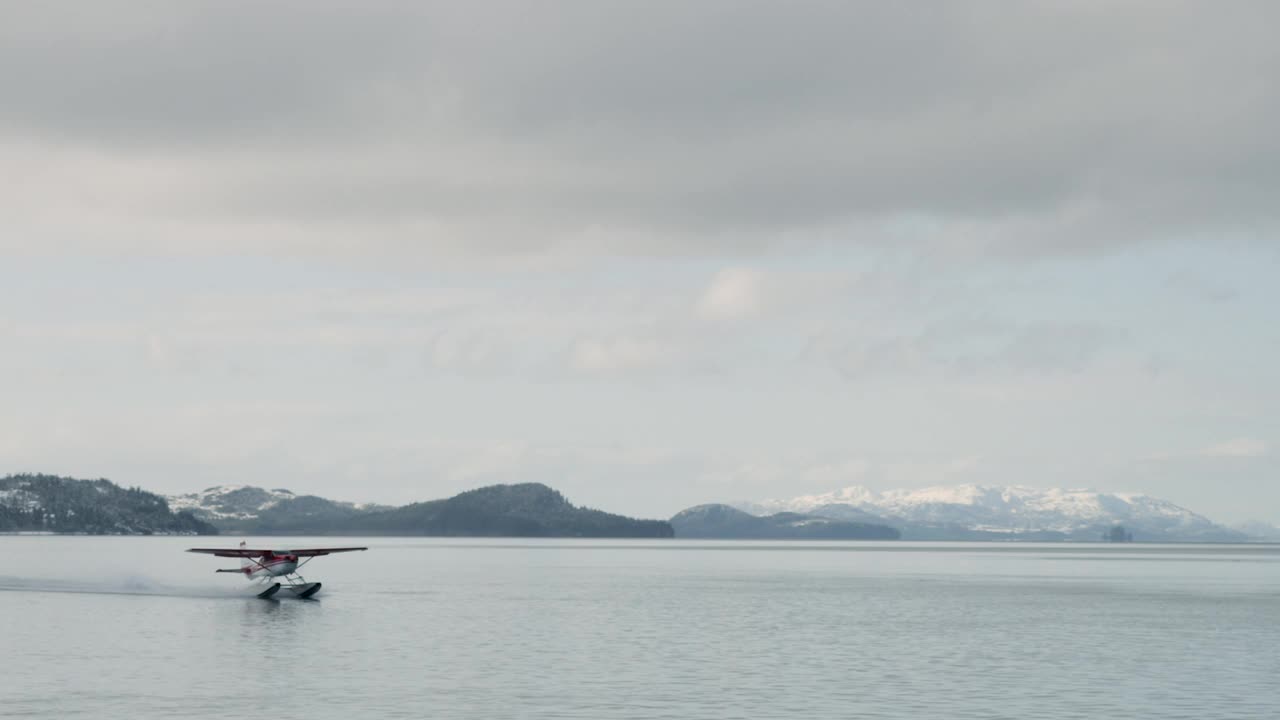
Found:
[2,2,1277,522]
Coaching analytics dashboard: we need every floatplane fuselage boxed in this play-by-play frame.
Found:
[187,541,367,599]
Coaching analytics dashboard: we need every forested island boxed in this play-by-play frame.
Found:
[0,474,216,535]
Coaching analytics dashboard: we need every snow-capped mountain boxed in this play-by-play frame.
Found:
[167,485,298,521]
[736,484,1244,541]
[166,485,386,524]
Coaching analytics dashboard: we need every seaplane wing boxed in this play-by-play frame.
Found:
[186,547,367,557]
[187,548,271,558]
[283,547,368,557]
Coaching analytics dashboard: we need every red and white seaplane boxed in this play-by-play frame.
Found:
[187,542,367,599]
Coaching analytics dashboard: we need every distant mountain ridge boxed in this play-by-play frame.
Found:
[170,482,673,538]
[5,473,1259,542]
[671,504,900,540]
[5,474,674,538]
[338,483,674,538]
[736,484,1247,542]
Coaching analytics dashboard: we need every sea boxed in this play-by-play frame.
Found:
[1,537,1277,719]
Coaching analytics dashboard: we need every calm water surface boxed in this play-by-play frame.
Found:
[1,538,1277,719]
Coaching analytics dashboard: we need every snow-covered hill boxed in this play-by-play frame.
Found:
[166,485,387,525]
[736,484,1244,541]
[167,485,297,521]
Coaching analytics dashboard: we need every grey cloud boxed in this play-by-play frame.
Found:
[3,2,1279,257]
[0,4,435,143]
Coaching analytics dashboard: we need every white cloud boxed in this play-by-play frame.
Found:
[697,267,765,320]
[1202,437,1270,458]
[569,336,679,374]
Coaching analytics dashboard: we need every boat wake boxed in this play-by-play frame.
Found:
[0,574,250,599]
